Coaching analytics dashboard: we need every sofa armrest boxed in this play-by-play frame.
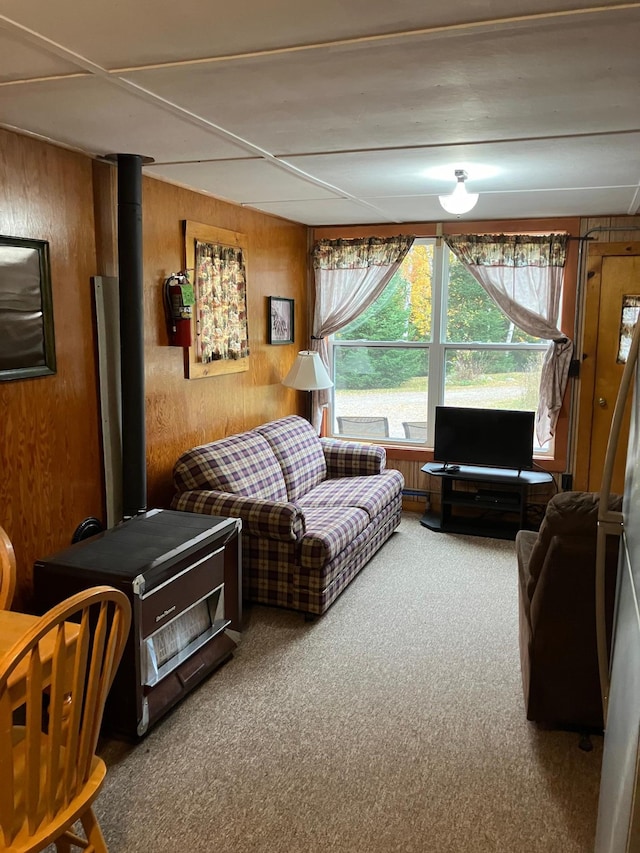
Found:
[171,490,305,541]
[320,438,386,478]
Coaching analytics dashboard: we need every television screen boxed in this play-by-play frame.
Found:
[433,406,535,471]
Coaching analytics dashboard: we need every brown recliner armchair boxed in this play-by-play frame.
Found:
[516,490,622,731]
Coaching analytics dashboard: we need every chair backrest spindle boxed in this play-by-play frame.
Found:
[0,586,131,849]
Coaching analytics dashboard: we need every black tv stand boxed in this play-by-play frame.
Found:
[420,462,553,540]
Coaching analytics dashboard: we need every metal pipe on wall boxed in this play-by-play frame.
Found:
[107,152,154,519]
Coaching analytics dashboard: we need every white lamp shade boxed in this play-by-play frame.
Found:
[282,351,333,390]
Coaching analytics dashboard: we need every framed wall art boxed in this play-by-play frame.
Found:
[183,221,249,379]
[0,234,56,381]
[268,296,294,345]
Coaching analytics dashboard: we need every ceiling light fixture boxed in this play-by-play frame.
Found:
[438,169,479,215]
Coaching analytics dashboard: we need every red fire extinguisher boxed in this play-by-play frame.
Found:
[164,272,194,347]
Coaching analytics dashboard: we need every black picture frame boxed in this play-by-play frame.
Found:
[268,296,294,345]
[0,234,56,381]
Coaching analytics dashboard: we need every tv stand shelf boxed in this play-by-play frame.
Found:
[420,463,553,540]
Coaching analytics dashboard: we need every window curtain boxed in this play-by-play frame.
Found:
[195,241,248,363]
[445,233,571,446]
[310,236,414,431]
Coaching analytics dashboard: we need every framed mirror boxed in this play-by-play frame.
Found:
[0,235,56,381]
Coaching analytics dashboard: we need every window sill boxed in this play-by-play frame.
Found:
[385,443,564,473]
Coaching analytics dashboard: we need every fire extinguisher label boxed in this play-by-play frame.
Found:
[171,293,192,319]
[178,283,195,306]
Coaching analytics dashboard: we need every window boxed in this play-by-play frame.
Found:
[329,239,550,453]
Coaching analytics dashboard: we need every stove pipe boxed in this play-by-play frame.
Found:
[112,153,150,518]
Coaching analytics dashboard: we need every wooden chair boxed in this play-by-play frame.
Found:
[336,416,390,437]
[0,525,16,610]
[0,586,131,852]
[402,421,428,440]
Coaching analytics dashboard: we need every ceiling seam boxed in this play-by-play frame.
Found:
[1,2,639,84]
[274,128,640,160]
[109,3,640,74]
[0,13,375,210]
[145,129,640,166]
[355,185,640,200]
[0,8,637,223]
[0,14,399,219]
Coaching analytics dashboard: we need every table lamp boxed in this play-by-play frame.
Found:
[282,350,333,423]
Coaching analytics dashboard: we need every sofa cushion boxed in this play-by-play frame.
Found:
[256,415,327,501]
[295,469,404,520]
[173,431,288,501]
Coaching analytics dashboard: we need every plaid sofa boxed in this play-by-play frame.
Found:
[171,415,404,616]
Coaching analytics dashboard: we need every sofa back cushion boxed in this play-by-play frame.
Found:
[526,490,623,599]
[173,430,288,501]
[256,415,327,501]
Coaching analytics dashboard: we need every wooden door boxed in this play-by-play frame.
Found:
[575,244,640,493]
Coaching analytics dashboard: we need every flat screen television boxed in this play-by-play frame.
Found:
[433,406,535,472]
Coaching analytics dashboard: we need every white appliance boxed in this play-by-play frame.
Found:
[594,313,640,852]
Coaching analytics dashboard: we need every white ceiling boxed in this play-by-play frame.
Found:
[1,1,639,225]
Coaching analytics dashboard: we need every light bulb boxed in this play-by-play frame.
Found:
[438,170,479,215]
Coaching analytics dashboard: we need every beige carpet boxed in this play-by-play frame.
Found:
[93,513,602,853]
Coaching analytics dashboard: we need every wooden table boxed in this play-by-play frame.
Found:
[0,609,79,709]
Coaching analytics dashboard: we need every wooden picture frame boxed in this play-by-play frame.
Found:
[183,221,249,379]
[0,235,56,381]
[268,296,294,345]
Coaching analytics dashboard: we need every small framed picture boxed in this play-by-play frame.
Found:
[268,296,294,345]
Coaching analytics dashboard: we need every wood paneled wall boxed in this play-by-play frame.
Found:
[136,177,308,509]
[2,130,308,604]
[582,216,640,243]
[0,130,104,607]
